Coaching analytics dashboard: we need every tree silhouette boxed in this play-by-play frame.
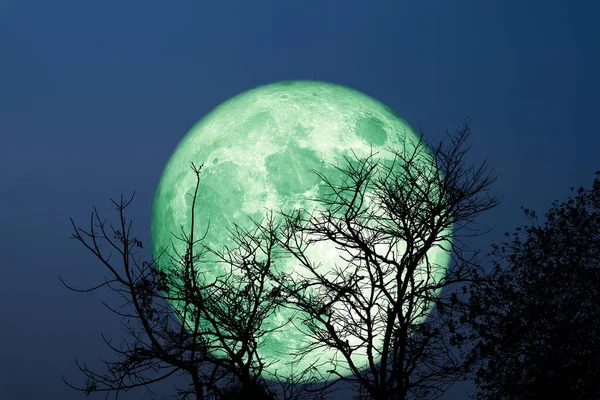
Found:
[62,163,326,399]
[248,123,498,400]
[63,122,498,400]
[466,172,600,399]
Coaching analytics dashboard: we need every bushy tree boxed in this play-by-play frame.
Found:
[467,172,600,399]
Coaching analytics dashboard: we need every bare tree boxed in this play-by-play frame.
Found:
[63,122,496,400]
[62,163,326,400]
[247,123,499,400]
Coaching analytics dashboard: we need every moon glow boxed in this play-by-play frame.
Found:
[151,80,452,381]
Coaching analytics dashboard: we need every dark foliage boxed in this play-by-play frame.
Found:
[467,172,600,399]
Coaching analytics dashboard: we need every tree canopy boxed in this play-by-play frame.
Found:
[467,172,600,399]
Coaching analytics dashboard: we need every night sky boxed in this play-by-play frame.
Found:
[1,1,599,399]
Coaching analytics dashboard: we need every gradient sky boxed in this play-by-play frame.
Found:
[1,1,599,399]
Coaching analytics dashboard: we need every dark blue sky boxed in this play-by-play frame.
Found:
[1,1,598,399]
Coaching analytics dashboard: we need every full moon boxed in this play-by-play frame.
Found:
[151,80,452,381]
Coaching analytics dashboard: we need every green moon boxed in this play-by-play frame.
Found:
[151,80,452,381]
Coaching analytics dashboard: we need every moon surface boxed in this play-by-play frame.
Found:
[151,80,452,381]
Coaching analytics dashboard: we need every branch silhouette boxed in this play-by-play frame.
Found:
[63,122,498,400]
[62,163,327,399]
[250,122,498,400]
